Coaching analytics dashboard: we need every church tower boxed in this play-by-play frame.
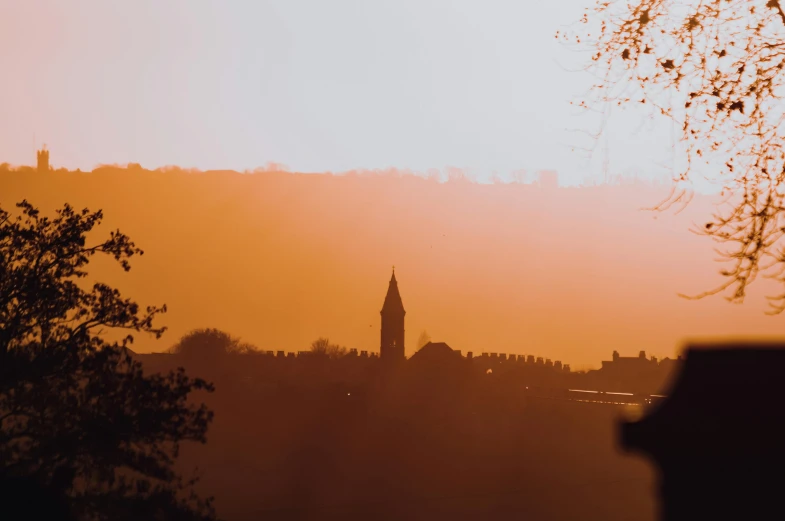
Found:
[36,145,49,174]
[380,268,405,363]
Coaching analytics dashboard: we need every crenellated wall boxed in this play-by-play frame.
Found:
[132,349,678,397]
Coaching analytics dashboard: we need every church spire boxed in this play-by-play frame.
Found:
[380,268,405,363]
[381,267,405,314]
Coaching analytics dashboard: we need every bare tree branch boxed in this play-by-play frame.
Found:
[564,0,785,313]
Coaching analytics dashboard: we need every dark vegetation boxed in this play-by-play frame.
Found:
[0,200,217,521]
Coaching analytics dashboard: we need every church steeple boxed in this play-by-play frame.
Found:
[380,268,405,363]
[381,268,405,315]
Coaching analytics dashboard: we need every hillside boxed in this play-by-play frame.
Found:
[2,166,781,368]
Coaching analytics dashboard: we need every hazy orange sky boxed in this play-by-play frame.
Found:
[2,168,783,370]
[4,1,779,369]
[1,0,682,187]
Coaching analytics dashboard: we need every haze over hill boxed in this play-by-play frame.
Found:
[2,166,781,368]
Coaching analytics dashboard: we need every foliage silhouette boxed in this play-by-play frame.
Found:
[0,475,76,520]
[170,328,256,359]
[562,0,785,313]
[0,200,217,521]
[416,330,432,351]
[309,337,348,359]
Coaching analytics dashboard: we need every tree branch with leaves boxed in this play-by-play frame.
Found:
[0,200,217,521]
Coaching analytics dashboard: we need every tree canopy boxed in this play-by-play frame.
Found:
[0,200,217,521]
[309,337,348,359]
[417,330,432,351]
[561,0,785,312]
[170,328,256,360]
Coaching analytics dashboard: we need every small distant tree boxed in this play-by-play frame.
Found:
[416,330,431,350]
[309,337,348,359]
[232,341,260,355]
[0,201,216,521]
[170,328,250,359]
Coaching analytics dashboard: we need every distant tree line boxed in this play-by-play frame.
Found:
[166,329,352,361]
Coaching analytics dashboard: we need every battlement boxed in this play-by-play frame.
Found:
[252,349,382,360]
[603,350,680,371]
[134,349,673,378]
[131,348,680,399]
[464,351,571,373]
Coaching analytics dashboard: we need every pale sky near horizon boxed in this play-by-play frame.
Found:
[1,0,678,185]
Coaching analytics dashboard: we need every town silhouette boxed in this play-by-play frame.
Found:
[3,152,785,520]
[6,1,785,518]
[132,268,673,521]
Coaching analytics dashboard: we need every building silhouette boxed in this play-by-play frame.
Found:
[36,145,49,173]
[380,268,405,363]
[621,343,785,521]
[134,270,685,404]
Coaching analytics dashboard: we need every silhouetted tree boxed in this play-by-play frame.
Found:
[0,201,217,521]
[231,341,260,355]
[417,330,431,350]
[309,337,347,359]
[0,475,75,521]
[170,328,252,360]
[562,0,785,312]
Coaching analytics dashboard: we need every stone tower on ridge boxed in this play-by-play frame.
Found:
[36,145,49,174]
[380,268,405,363]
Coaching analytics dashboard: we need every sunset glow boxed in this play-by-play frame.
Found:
[4,2,784,520]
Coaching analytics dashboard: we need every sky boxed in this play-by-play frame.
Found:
[0,0,679,185]
[4,168,784,369]
[6,0,776,368]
